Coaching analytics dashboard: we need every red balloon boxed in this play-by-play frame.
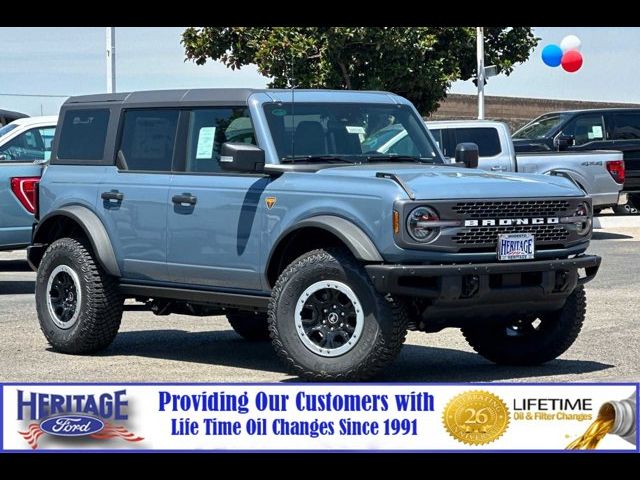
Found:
[561,50,583,73]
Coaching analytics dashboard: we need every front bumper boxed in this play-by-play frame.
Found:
[365,255,601,307]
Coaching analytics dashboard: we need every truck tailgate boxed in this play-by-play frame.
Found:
[0,162,44,249]
[516,150,623,207]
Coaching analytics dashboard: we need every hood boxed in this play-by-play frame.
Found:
[314,163,583,200]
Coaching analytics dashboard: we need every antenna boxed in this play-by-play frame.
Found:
[289,41,295,160]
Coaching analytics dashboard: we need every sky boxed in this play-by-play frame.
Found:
[1,26,639,116]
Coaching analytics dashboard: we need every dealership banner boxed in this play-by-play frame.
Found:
[1,383,637,452]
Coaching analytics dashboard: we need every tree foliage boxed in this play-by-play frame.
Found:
[182,27,538,115]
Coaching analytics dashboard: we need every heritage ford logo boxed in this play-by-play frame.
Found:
[16,390,143,449]
[464,217,560,227]
[40,414,105,436]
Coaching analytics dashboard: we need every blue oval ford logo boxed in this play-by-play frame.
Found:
[40,415,105,437]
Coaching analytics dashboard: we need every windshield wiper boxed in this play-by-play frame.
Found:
[366,155,435,164]
[281,155,358,164]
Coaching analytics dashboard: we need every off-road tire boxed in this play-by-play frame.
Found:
[268,248,408,381]
[227,312,270,341]
[35,237,123,354]
[462,285,586,365]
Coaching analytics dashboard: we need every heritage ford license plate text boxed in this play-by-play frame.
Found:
[497,233,535,261]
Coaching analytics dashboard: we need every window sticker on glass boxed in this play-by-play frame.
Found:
[196,127,216,159]
[44,151,51,161]
[592,125,603,139]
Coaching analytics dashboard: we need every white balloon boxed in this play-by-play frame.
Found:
[560,35,582,52]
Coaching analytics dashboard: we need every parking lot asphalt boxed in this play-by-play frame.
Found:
[1,225,638,383]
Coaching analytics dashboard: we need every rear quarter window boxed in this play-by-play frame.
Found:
[56,109,110,162]
[453,127,502,157]
[611,113,640,140]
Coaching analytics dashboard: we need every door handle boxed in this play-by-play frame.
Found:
[101,190,124,201]
[172,193,197,206]
[491,166,506,171]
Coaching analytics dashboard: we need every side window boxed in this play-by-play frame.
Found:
[562,114,605,145]
[39,127,55,160]
[429,129,444,152]
[0,127,46,161]
[453,127,501,157]
[184,107,254,173]
[57,109,110,161]
[611,113,640,140]
[118,109,179,172]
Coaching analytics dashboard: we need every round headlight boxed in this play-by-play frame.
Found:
[575,202,591,235]
[575,202,589,217]
[407,206,440,243]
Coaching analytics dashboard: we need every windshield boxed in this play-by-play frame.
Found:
[0,123,17,138]
[513,114,568,139]
[263,102,441,163]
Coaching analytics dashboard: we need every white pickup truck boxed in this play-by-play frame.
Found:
[421,120,624,212]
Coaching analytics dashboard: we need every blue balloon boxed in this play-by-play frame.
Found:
[541,44,563,67]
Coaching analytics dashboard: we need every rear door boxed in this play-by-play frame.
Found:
[606,111,640,191]
[98,108,178,282]
[166,106,265,290]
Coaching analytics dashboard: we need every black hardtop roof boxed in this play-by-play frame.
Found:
[540,107,640,116]
[64,88,395,106]
[65,88,256,105]
[0,108,28,119]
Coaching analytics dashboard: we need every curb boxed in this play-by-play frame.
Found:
[593,215,640,229]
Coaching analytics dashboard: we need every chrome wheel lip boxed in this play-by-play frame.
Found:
[294,280,364,358]
[46,265,82,330]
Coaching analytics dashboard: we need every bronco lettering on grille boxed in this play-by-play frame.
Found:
[464,218,560,227]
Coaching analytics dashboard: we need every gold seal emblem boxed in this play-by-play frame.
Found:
[443,390,510,445]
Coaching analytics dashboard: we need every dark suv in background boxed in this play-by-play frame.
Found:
[513,108,640,213]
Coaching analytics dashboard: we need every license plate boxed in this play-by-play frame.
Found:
[497,233,535,261]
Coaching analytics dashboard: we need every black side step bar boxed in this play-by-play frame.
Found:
[119,284,270,309]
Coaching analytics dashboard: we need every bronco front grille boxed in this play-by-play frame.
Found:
[394,197,588,252]
[452,200,571,218]
[453,224,569,245]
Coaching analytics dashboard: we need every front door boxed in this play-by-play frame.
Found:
[99,108,179,282]
[563,113,609,151]
[166,107,266,291]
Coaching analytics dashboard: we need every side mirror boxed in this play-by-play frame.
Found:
[220,143,265,173]
[455,142,479,169]
[554,134,574,151]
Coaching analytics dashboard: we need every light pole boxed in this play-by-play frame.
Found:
[106,27,116,93]
[476,27,485,120]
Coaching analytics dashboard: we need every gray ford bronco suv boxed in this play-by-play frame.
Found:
[28,89,601,380]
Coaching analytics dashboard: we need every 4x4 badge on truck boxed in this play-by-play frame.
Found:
[265,197,277,209]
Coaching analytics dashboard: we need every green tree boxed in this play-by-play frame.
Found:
[182,27,538,115]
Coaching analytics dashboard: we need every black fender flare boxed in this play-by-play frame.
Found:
[31,205,121,277]
[267,215,383,267]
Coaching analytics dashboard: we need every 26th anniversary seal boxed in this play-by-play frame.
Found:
[443,390,510,445]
